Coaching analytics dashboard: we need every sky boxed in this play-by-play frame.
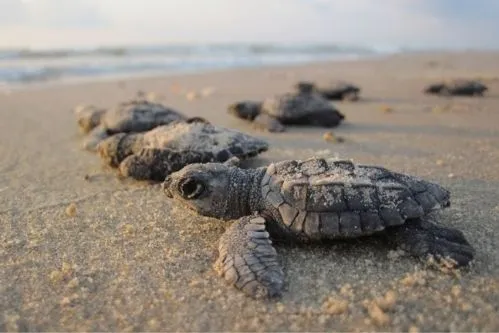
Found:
[0,0,498,50]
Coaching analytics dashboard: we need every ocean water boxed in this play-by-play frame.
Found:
[0,43,389,86]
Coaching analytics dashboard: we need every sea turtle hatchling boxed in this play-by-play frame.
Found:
[163,157,474,298]
[75,98,188,151]
[228,88,345,133]
[424,79,488,97]
[97,120,269,181]
[296,81,361,101]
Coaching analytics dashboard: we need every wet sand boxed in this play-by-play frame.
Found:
[1,51,499,331]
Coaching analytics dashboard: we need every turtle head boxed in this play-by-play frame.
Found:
[227,101,262,121]
[163,160,243,219]
[294,81,316,94]
[424,83,445,94]
[74,105,106,134]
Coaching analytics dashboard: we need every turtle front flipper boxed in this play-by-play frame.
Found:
[386,218,474,267]
[119,148,219,181]
[75,105,106,134]
[305,109,345,127]
[214,216,284,299]
[253,114,286,132]
[82,126,109,152]
[98,133,142,167]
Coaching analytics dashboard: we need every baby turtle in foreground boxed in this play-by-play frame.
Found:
[163,157,474,298]
[75,99,187,151]
[98,120,269,181]
[424,80,488,97]
[296,81,361,101]
[228,89,344,133]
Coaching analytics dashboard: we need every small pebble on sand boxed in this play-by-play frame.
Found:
[65,203,77,217]
[380,105,393,113]
[323,131,345,143]
[186,91,199,101]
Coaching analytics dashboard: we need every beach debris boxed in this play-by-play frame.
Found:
[228,89,344,133]
[295,80,361,101]
[424,79,488,97]
[65,203,77,217]
[323,131,345,143]
[49,262,74,284]
[186,91,199,101]
[436,159,445,166]
[97,120,268,181]
[448,173,455,178]
[181,87,216,100]
[121,224,136,238]
[74,98,187,152]
[163,156,474,299]
[380,104,394,113]
[200,86,216,97]
[432,103,452,113]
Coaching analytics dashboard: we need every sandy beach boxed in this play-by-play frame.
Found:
[1,51,499,331]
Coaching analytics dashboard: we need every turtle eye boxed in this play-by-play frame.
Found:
[178,178,205,199]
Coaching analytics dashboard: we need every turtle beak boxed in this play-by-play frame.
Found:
[162,176,173,198]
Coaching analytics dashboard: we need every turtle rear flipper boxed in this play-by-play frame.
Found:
[386,218,474,267]
[214,215,284,299]
[228,101,262,121]
[253,114,285,132]
[342,91,359,101]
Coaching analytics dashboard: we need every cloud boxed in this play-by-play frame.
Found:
[24,0,106,28]
[0,0,27,25]
[0,0,498,49]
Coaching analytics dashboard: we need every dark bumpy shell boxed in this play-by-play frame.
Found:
[296,81,361,101]
[424,80,488,96]
[98,121,269,181]
[102,99,186,133]
[262,92,342,121]
[138,121,269,158]
[260,157,450,239]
